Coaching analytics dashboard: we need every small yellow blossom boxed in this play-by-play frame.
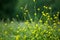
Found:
[57,22,60,24]
[34,13,37,16]
[42,11,44,13]
[42,13,46,16]
[53,23,57,25]
[4,23,7,26]
[36,24,38,27]
[49,7,52,10]
[37,8,40,11]
[35,34,38,38]
[20,7,23,9]
[33,0,36,2]
[24,35,27,39]
[43,6,46,8]
[16,14,19,17]
[11,21,14,23]
[58,29,60,32]
[25,10,29,12]
[30,18,33,21]
[17,31,20,33]
[46,13,49,15]
[4,31,8,35]
[15,35,20,40]
[39,20,42,23]
[24,13,27,15]
[54,16,57,19]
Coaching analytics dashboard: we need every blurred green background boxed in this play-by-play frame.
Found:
[0,0,60,21]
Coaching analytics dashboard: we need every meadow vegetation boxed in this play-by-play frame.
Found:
[0,0,60,40]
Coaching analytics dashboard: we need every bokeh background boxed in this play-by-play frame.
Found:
[0,0,60,21]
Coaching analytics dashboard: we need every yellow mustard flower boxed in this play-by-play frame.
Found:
[33,0,36,2]
[46,13,49,15]
[58,29,60,32]
[37,8,40,11]
[16,14,19,17]
[35,34,38,38]
[30,18,33,21]
[4,31,8,35]
[53,26,57,29]
[39,19,42,23]
[31,37,34,40]
[53,23,57,25]
[20,7,23,9]
[25,10,29,12]
[42,11,44,14]
[17,30,20,33]
[34,12,37,16]
[36,24,38,27]
[15,35,20,40]
[43,6,48,9]
[4,23,7,26]
[11,21,14,24]
[57,22,60,24]
[24,13,27,15]
[24,35,27,39]
[42,13,46,16]
[49,7,52,10]
[54,16,58,19]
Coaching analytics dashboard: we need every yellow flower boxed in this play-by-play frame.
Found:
[11,21,14,23]
[35,34,38,38]
[46,13,49,15]
[43,30,46,33]
[47,18,50,20]
[4,23,7,26]
[20,7,23,9]
[39,20,42,23]
[24,35,27,39]
[57,22,60,24]
[48,26,51,29]
[53,26,57,28]
[43,6,48,9]
[34,13,37,16]
[15,35,20,40]
[58,29,60,32]
[31,37,34,40]
[16,14,19,17]
[49,7,52,10]
[47,15,50,18]
[54,16,57,19]
[24,13,27,15]
[32,30,36,34]
[42,11,44,13]
[30,18,33,21]
[37,8,40,11]
[57,11,59,14]
[10,27,13,30]
[42,13,46,16]
[53,23,56,25]
[36,24,38,27]
[4,31,8,35]
[17,30,20,33]
[33,0,36,2]
[45,21,48,23]
[50,17,53,20]
[25,10,29,12]
[40,32,43,35]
